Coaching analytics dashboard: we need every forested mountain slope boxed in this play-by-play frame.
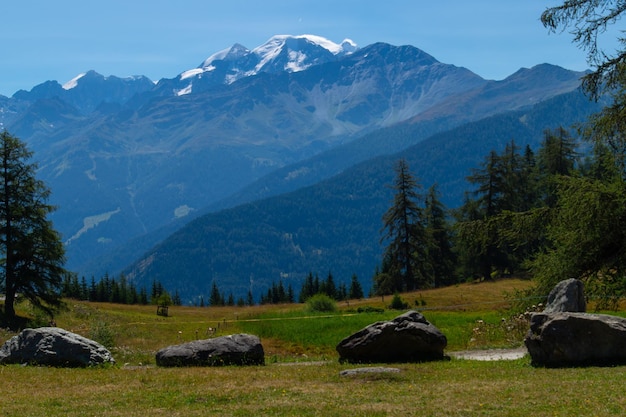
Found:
[124,89,601,303]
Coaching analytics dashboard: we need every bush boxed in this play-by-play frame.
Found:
[89,321,115,348]
[306,293,338,312]
[389,293,409,310]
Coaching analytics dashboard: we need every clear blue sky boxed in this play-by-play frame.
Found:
[1,1,598,97]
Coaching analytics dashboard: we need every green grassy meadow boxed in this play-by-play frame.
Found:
[2,278,626,416]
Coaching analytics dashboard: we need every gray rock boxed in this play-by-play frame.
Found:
[544,278,586,313]
[156,333,264,367]
[0,327,115,367]
[525,312,626,367]
[336,310,447,363]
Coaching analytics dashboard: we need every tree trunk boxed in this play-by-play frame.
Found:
[3,286,16,324]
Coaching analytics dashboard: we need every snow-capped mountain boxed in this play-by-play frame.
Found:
[158,34,357,96]
[11,70,154,114]
[0,35,588,284]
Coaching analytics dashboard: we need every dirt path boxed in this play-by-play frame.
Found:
[448,347,527,361]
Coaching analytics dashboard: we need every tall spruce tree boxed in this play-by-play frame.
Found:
[424,184,456,287]
[0,131,66,324]
[457,150,508,279]
[536,127,578,207]
[377,159,427,292]
[209,282,223,306]
[348,274,364,299]
[455,140,540,280]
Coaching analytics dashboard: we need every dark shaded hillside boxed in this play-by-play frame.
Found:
[125,89,601,302]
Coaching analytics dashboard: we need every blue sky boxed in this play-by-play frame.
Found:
[1,1,599,97]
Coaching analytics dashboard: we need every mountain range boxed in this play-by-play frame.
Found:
[0,35,596,302]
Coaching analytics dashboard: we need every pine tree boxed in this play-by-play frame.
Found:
[536,127,578,207]
[322,271,337,299]
[378,159,427,291]
[299,272,314,302]
[0,131,66,323]
[89,277,97,301]
[209,282,223,306]
[80,276,89,301]
[424,184,456,287]
[348,274,364,299]
[287,284,294,303]
[456,141,543,279]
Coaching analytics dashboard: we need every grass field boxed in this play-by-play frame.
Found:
[2,278,626,416]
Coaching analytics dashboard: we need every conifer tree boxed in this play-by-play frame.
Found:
[348,274,364,299]
[424,184,456,287]
[456,142,534,280]
[536,127,578,207]
[322,271,337,299]
[378,159,427,291]
[209,282,223,306]
[0,131,66,323]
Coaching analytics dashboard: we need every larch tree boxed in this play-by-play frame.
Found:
[348,273,364,299]
[541,0,626,101]
[455,140,541,280]
[525,2,626,303]
[457,150,508,280]
[377,159,427,292]
[424,184,456,287]
[0,131,66,324]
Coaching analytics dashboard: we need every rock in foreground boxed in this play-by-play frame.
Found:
[525,312,626,367]
[156,333,264,367]
[543,278,586,313]
[336,310,447,363]
[0,327,115,367]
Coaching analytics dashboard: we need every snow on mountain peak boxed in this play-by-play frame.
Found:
[253,34,354,58]
[201,43,251,68]
[175,35,358,96]
[340,39,358,53]
[251,34,357,74]
[63,73,87,90]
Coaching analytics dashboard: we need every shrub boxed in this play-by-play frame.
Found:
[89,321,115,348]
[306,293,338,312]
[389,293,409,310]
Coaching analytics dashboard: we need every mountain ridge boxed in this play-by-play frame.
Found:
[0,35,589,283]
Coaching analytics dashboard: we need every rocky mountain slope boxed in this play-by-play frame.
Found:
[0,35,586,278]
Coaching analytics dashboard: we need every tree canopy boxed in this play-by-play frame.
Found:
[378,159,427,292]
[375,160,456,293]
[532,1,626,305]
[0,131,66,325]
[542,0,626,100]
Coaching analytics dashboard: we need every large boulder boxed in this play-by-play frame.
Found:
[525,312,626,367]
[156,333,264,367]
[0,327,115,367]
[336,310,447,363]
[544,278,586,313]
